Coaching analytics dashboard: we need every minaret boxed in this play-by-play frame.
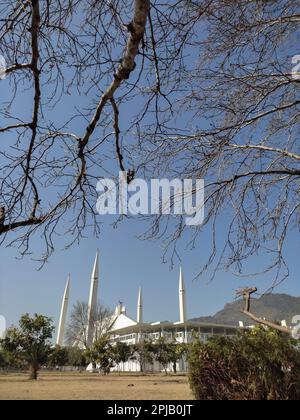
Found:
[86,250,99,348]
[179,267,187,324]
[137,287,143,324]
[56,275,70,347]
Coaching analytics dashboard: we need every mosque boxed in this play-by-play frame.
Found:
[56,251,238,372]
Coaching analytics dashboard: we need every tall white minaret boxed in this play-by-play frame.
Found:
[137,287,143,324]
[179,267,187,324]
[56,275,70,347]
[86,250,99,348]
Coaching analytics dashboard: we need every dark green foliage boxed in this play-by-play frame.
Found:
[132,340,187,374]
[112,342,132,374]
[47,345,69,368]
[66,347,87,368]
[189,327,300,400]
[152,338,173,374]
[0,347,8,368]
[152,338,187,375]
[131,341,155,373]
[86,336,114,375]
[169,343,188,374]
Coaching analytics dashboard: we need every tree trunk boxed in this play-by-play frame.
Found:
[29,363,39,380]
[173,362,177,374]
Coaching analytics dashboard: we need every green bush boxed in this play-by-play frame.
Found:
[188,327,300,400]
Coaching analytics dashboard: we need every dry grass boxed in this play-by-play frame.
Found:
[0,372,194,400]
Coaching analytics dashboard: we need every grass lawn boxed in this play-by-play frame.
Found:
[0,372,194,400]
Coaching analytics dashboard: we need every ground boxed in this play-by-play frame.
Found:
[0,372,194,400]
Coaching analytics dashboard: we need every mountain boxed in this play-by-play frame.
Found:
[190,294,300,327]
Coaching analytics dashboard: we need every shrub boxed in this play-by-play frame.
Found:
[188,327,300,400]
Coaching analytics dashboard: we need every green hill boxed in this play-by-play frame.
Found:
[190,294,300,327]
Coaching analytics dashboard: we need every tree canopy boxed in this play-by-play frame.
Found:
[0,313,54,379]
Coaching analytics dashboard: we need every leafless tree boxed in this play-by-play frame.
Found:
[65,301,113,349]
[0,0,211,263]
[1,1,300,288]
[134,0,300,286]
[0,0,154,261]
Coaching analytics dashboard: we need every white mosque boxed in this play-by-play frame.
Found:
[56,251,238,372]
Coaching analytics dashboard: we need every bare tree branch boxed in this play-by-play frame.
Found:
[238,287,293,336]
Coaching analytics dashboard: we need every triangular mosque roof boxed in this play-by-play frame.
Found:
[109,313,137,331]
